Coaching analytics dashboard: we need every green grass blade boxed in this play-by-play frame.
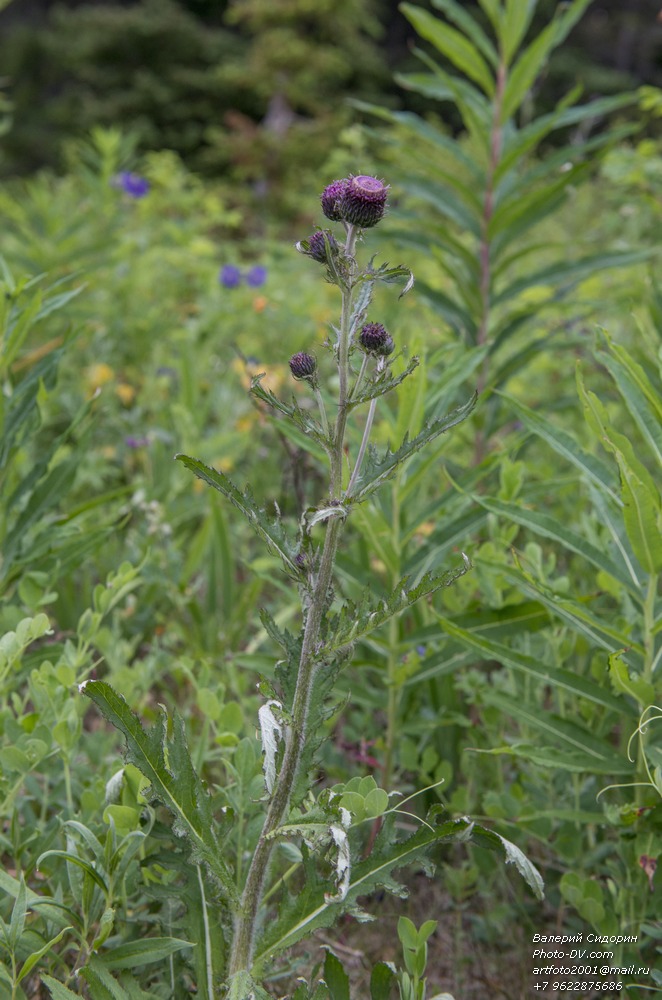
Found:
[437,616,631,714]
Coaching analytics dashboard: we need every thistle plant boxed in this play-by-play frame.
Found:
[81,175,543,998]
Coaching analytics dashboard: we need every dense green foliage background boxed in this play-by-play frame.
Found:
[0,1,661,997]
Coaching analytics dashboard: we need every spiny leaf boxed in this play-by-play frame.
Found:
[325,556,472,652]
[351,393,478,502]
[347,356,420,410]
[80,680,239,908]
[175,455,301,578]
[253,813,542,972]
[249,374,329,451]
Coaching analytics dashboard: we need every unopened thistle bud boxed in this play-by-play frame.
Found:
[321,178,349,222]
[358,322,394,357]
[340,175,389,229]
[307,230,339,263]
[289,352,317,380]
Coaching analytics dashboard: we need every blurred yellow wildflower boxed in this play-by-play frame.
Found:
[115,383,136,406]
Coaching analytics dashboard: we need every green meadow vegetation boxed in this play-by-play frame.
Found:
[0,1,660,998]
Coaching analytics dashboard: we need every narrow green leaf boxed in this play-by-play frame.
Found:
[97,936,194,971]
[481,691,633,774]
[475,495,641,596]
[615,452,662,575]
[405,178,482,235]
[413,281,477,339]
[490,164,589,246]
[501,0,592,121]
[8,875,27,948]
[497,92,638,182]
[350,104,484,182]
[431,0,499,67]
[493,250,654,310]
[0,871,71,931]
[437,616,630,714]
[497,392,620,506]
[81,680,239,907]
[175,455,301,578]
[480,560,642,660]
[18,927,73,984]
[476,0,502,36]
[597,336,662,468]
[400,3,495,95]
[36,852,109,895]
[502,0,536,64]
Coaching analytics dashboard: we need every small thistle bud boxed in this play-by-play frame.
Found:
[340,175,389,228]
[289,351,317,380]
[321,178,349,222]
[307,230,339,263]
[359,322,394,356]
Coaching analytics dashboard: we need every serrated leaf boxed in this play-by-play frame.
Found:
[249,375,329,453]
[323,950,350,1000]
[471,828,544,900]
[175,455,301,577]
[81,680,239,907]
[41,976,82,1000]
[347,356,420,410]
[351,393,477,502]
[370,961,397,1000]
[326,556,472,652]
[253,817,473,970]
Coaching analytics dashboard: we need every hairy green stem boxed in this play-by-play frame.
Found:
[228,228,358,978]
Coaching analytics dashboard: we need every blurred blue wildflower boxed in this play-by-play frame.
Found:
[115,172,150,198]
[125,435,149,449]
[416,645,427,656]
[219,265,242,288]
[246,265,268,287]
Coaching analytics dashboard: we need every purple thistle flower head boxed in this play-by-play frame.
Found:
[115,172,150,198]
[321,178,349,222]
[289,351,317,380]
[359,322,394,356]
[246,265,268,287]
[219,264,242,289]
[340,175,389,228]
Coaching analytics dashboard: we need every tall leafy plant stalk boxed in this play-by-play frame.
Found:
[81,176,544,998]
